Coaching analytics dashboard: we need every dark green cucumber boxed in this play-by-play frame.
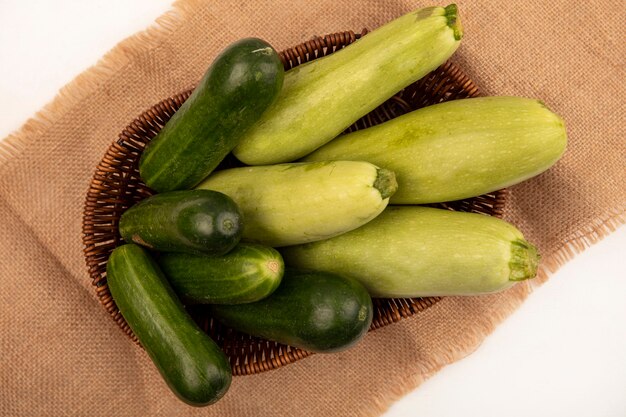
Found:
[107,244,231,406]
[119,190,242,256]
[157,243,284,304]
[139,38,284,192]
[210,269,373,353]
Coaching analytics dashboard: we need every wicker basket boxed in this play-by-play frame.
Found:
[82,30,507,376]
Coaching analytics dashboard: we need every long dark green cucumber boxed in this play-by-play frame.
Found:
[156,243,284,304]
[210,269,373,353]
[119,190,243,256]
[139,38,284,192]
[107,244,232,406]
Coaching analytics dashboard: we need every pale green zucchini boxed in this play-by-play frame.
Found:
[196,161,397,247]
[303,96,567,204]
[281,206,539,297]
[233,4,462,165]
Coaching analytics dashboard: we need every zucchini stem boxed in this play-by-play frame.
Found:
[445,4,463,41]
[509,239,540,281]
[374,169,398,200]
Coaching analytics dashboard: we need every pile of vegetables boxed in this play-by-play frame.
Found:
[106,4,567,406]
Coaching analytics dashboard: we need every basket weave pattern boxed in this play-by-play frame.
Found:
[82,30,506,376]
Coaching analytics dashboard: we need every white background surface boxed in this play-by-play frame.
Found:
[1,1,624,416]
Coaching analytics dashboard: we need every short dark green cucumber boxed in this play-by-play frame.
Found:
[156,243,284,304]
[106,244,231,406]
[119,190,242,256]
[210,269,373,353]
[139,37,284,192]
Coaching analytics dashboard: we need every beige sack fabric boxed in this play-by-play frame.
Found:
[1,0,624,415]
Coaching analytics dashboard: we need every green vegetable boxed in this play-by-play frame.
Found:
[107,244,231,406]
[304,96,567,204]
[156,243,284,304]
[119,190,242,256]
[281,206,539,297]
[139,38,284,192]
[233,4,462,165]
[210,269,373,353]
[196,161,397,247]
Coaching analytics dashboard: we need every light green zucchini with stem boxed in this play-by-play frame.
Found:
[303,96,567,204]
[281,206,540,297]
[196,161,397,247]
[233,4,463,165]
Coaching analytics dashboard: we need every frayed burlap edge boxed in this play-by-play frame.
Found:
[536,206,626,277]
[361,207,625,417]
[0,0,624,415]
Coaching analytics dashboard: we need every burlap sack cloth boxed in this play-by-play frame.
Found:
[1,0,623,415]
